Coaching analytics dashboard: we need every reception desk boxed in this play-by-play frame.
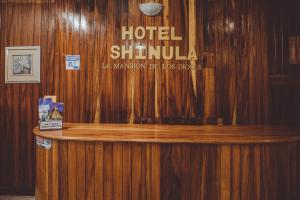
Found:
[34,123,300,200]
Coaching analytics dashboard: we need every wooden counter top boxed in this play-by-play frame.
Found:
[33,123,300,144]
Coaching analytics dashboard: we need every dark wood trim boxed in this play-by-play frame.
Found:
[0,187,34,196]
[270,75,300,85]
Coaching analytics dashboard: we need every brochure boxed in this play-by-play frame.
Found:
[39,97,64,130]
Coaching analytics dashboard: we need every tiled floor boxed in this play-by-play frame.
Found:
[0,197,34,200]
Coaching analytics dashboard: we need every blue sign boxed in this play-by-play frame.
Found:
[66,55,80,70]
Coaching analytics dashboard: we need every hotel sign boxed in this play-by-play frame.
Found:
[110,26,198,61]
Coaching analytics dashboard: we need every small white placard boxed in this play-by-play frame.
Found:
[36,136,52,149]
[40,121,63,130]
[66,55,80,70]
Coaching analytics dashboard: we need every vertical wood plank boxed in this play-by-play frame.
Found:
[142,143,151,200]
[103,143,113,200]
[240,146,251,200]
[160,144,181,200]
[67,141,77,200]
[189,0,197,96]
[253,145,261,200]
[35,145,48,200]
[95,142,104,200]
[51,140,59,200]
[76,142,86,200]
[151,144,161,200]
[122,143,132,200]
[297,142,300,200]
[131,143,143,200]
[93,0,108,123]
[189,145,201,200]
[59,140,69,200]
[231,145,241,200]
[85,142,95,200]
[220,145,231,200]
[113,143,123,200]
[180,144,191,200]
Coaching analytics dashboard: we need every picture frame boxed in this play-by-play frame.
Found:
[5,46,40,83]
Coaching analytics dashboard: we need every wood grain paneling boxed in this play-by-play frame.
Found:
[0,0,299,195]
[35,139,300,200]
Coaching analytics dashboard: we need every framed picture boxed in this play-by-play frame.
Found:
[5,46,40,83]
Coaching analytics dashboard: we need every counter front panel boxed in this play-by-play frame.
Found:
[33,123,300,200]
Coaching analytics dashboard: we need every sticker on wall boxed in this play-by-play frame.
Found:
[66,55,80,70]
[36,136,52,150]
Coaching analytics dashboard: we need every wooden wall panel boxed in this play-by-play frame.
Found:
[268,0,300,126]
[268,0,300,75]
[0,2,40,195]
[0,0,297,195]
